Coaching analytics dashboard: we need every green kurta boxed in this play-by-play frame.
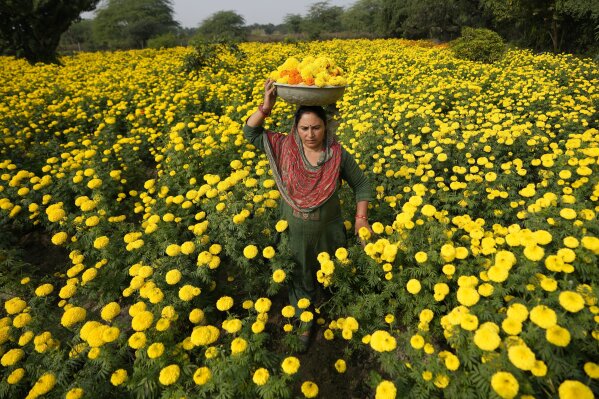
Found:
[243,124,373,308]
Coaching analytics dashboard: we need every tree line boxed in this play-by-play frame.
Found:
[1,0,597,64]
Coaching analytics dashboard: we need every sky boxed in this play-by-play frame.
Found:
[86,0,358,27]
[173,0,357,27]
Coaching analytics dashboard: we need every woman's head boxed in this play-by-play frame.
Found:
[294,106,328,151]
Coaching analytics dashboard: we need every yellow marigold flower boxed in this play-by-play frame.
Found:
[406,279,421,294]
[301,381,319,398]
[272,269,286,283]
[102,326,120,343]
[371,222,385,234]
[165,244,180,256]
[1,348,24,366]
[35,283,54,297]
[281,305,295,318]
[530,305,557,329]
[51,231,68,245]
[560,208,577,220]
[583,362,599,379]
[440,244,456,262]
[523,245,545,261]
[251,320,265,334]
[253,368,269,386]
[131,310,154,331]
[531,360,547,377]
[507,345,536,370]
[581,236,599,254]
[262,246,275,259]
[559,291,585,312]
[180,241,196,255]
[93,236,109,249]
[370,330,397,352]
[216,296,234,311]
[506,303,528,322]
[190,325,220,346]
[275,220,288,232]
[194,366,212,385]
[375,380,397,399]
[281,356,300,374]
[300,311,313,323]
[410,334,425,349]
[502,317,523,335]
[558,380,594,399]
[128,331,147,349]
[165,269,182,285]
[457,286,480,307]
[414,251,428,263]
[18,331,34,346]
[231,337,248,355]
[443,353,460,371]
[5,297,27,315]
[178,285,200,301]
[297,298,311,309]
[65,387,84,399]
[473,327,501,351]
[255,297,272,313]
[59,284,77,299]
[27,372,56,397]
[334,359,346,373]
[189,308,204,324]
[61,306,87,328]
[222,319,243,334]
[243,244,258,259]
[433,374,449,388]
[159,364,180,385]
[491,371,519,399]
[422,371,433,381]
[7,368,25,384]
[13,312,32,328]
[546,325,571,347]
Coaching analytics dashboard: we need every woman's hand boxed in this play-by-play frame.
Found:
[263,78,277,111]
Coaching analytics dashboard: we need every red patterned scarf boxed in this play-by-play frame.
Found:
[263,125,342,213]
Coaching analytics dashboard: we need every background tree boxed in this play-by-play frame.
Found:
[341,0,384,36]
[480,0,599,52]
[93,0,178,49]
[0,0,100,64]
[196,10,246,42]
[60,19,95,52]
[283,14,304,34]
[304,1,344,38]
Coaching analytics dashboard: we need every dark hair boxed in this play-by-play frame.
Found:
[293,105,327,128]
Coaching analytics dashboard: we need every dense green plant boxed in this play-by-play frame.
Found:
[450,27,506,63]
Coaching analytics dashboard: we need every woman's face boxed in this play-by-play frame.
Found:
[297,112,326,151]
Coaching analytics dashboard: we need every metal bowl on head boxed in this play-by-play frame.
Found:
[274,83,346,106]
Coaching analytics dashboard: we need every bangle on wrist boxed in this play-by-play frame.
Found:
[258,103,271,117]
[355,215,368,220]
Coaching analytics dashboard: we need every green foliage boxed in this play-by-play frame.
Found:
[147,33,180,49]
[197,10,246,42]
[450,27,506,63]
[181,38,246,74]
[0,0,101,64]
[92,0,179,49]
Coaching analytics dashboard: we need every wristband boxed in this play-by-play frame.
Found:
[355,215,368,220]
[258,103,271,117]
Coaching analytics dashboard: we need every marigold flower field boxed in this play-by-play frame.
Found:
[0,39,598,399]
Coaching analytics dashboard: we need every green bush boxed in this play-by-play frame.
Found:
[451,27,506,63]
[147,33,179,49]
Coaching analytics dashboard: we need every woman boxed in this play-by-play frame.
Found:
[243,79,373,347]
